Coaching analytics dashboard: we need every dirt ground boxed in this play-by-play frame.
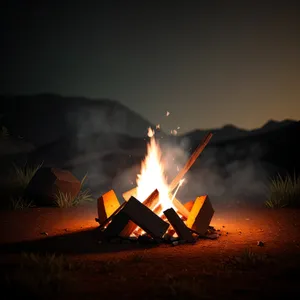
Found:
[0,201,300,300]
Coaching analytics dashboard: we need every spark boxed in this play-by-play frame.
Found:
[147,127,155,137]
[171,179,185,202]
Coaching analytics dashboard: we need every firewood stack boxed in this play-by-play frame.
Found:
[95,133,218,245]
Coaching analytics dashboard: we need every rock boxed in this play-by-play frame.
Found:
[24,167,81,206]
[206,233,219,240]
[257,241,264,247]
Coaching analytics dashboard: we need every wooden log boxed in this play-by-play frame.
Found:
[97,190,120,224]
[119,220,137,237]
[134,203,163,236]
[119,189,160,237]
[98,201,126,231]
[164,208,194,242]
[104,211,131,237]
[141,189,160,210]
[122,197,170,239]
[184,200,195,212]
[186,195,214,236]
[172,197,189,220]
[122,188,189,219]
[168,133,213,192]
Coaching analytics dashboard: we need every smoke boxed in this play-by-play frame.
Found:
[109,130,271,207]
[173,140,271,206]
[66,100,272,208]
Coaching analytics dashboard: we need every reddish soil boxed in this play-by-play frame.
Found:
[1,202,300,300]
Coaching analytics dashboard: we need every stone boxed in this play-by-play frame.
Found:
[24,167,81,206]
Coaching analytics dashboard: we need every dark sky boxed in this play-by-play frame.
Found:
[1,1,300,133]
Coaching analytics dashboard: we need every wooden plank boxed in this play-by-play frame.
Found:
[97,189,120,224]
[98,201,126,231]
[103,211,130,237]
[122,188,189,219]
[168,133,213,192]
[119,189,160,237]
[122,197,170,239]
[184,200,195,212]
[164,208,194,242]
[119,220,137,237]
[186,195,214,236]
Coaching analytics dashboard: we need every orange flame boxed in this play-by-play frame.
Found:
[136,128,178,215]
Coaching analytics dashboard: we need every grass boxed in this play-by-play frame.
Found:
[223,247,268,270]
[10,196,34,210]
[5,252,76,298]
[150,273,208,299]
[265,173,300,208]
[12,161,43,189]
[54,173,94,208]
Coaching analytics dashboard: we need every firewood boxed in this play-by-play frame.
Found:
[164,208,194,242]
[122,188,189,219]
[134,203,163,236]
[104,212,131,237]
[186,195,214,236]
[99,201,126,231]
[141,189,160,210]
[121,197,169,239]
[120,189,160,237]
[97,190,121,224]
[184,200,195,212]
[119,220,137,237]
[168,133,213,192]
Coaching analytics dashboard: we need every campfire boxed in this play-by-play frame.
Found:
[96,129,216,245]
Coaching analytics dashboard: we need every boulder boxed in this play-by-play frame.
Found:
[24,167,81,206]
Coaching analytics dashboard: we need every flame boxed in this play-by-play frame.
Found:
[136,128,177,214]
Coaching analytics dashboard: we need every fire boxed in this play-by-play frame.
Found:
[136,128,178,215]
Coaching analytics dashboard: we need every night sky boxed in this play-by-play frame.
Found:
[1,1,299,133]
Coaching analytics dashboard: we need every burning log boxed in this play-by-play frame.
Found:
[123,188,189,220]
[120,196,169,239]
[122,133,213,218]
[120,189,160,237]
[168,133,213,192]
[104,211,131,237]
[97,190,120,224]
[134,203,163,236]
[163,208,194,243]
[186,195,214,236]
[184,200,195,212]
[98,201,127,231]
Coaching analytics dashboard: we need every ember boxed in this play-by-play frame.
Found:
[96,130,216,245]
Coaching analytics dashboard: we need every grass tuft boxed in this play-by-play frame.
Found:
[10,196,34,210]
[223,247,268,270]
[54,173,94,208]
[5,252,75,298]
[149,274,208,299]
[12,162,43,189]
[265,173,300,208]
